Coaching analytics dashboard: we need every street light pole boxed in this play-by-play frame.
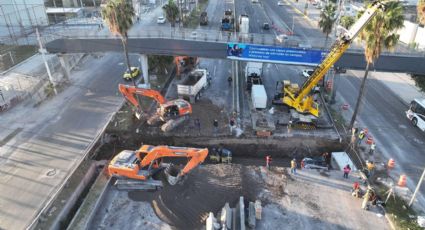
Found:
[36,27,57,95]
[409,167,425,207]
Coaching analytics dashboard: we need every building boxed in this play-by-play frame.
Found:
[0,0,48,40]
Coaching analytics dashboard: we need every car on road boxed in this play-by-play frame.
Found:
[157,16,166,24]
[278,1,285,5]
[275,34,288,43]
[302,69,314,78]
[191,31,197,39]
[263,23,270,30]
[123,67,140,80]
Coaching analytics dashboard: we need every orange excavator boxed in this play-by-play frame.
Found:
[174,56,199,76]
[108,145,209,189]
[119,84,192,132]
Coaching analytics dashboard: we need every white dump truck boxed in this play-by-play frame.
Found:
[251,85,267,109]
[237,14,249,40]
[177,68,210,103]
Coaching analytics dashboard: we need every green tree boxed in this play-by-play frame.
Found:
[411,74,425,92]
[419,0,425,25]
[318,3,336,48]
[101,0,136,85]
[163,0,179,27]
[340,15,355,29]
[349,1,404,129]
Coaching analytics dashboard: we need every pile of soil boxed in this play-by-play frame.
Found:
[128,164,262,229]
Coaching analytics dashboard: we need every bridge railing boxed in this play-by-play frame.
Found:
[42,25,425,57]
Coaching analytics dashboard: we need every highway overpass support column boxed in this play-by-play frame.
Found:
[139,54,149,85]
[58,54,70,82]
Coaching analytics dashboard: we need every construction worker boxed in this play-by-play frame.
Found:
[213,119,219,136]
[369,142,376,155]
[290,158,297,175]
[228,75,233,86]
[343,164,351,179]
[266,155,272,169]
[352,181,361,198]
[357,130,365,146]
[194,118,201,135]
[229,117,236,134]
[366,161,375,178]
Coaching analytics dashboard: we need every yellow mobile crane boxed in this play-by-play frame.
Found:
[277,1,386,127]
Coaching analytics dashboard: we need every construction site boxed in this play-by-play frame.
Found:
[28,2,416,228]
[30,50,396,230]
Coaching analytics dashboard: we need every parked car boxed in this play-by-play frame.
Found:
[123,67,140,80]
[157,16,166,24]
[278,1,285,5]
[275,34,288,43]
[263,23,270,30]
[302,69,314,78]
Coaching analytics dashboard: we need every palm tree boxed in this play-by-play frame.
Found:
[163,0,179,27]
[340,15,355,29]
[419,0,425,25]
[102,0,136,85]
[318,3,336,48]
[349,1,404,129]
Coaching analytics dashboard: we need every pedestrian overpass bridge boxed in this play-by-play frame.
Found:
[44,26,425,75]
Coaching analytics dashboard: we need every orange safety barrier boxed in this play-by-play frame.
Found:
[326,80,333,90]
[398,175,407,187]
[366,136,373,145]
[388,158,395,169]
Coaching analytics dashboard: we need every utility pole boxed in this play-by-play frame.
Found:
[409,167,425,207]
[36,28,57,95]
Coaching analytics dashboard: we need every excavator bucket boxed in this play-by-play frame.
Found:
[164,164,183,185]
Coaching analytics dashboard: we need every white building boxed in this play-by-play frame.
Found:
[0,0,48,39]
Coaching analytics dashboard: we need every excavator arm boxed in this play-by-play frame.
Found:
[283,1,386,117]
[140,145,208,176]
[118,84,167,109]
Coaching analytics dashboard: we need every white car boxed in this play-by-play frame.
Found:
[157,16,166,24]
[275,34,288,43]
[302,69,314,78]
[278,1,285,5]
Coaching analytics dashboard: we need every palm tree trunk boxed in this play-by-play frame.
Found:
[349,62,370,130]
[121,34,136,86]
[324,33,329,49]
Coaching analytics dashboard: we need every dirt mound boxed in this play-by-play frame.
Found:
[128,164,262,230]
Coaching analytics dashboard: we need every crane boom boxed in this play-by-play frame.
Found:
[283,1,386,117]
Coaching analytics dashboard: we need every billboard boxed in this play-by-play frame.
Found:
[226,43,327,66]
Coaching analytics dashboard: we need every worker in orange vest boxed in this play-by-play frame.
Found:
[291,159,297,175]
[266,155,272,169]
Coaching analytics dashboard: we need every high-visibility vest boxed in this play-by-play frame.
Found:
[291,160,297,168]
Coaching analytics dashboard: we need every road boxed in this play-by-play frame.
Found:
[337,70,425,208]
[233,0,425,209]
[0,53,139,229]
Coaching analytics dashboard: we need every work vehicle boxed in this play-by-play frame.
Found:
[275,34,288,43]
[236,14,249,39]
[301,157,328,169]
[302,69,314,78]
[221,9,234,31]
[251,85,267,109]
[174,56,199,76]
[245,62,263,81]
[406,98,425,132]
[118,84,192,132]
[209,147,232,163]
[123,67,140,80]
[274,0,387,127]
[177,68,210,103]
[246,74,262,91]
[157,16,166,24]
[200,11,208,25]
[108,145,209,188]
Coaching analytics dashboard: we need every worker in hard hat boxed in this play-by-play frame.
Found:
[290,158,297,175]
